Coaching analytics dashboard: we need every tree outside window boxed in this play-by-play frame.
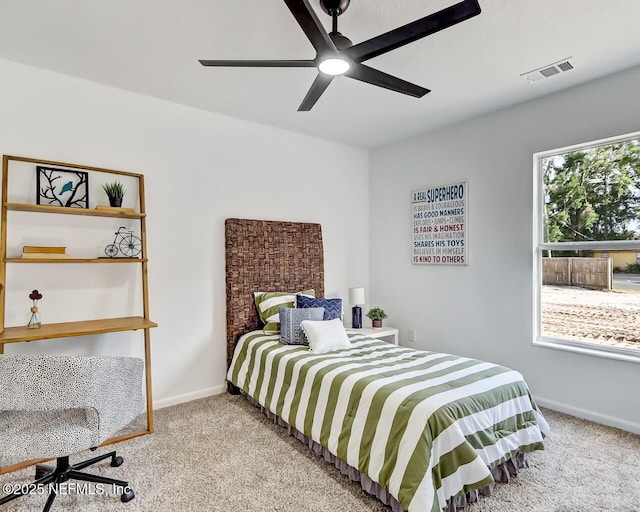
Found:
[534,133,640,359]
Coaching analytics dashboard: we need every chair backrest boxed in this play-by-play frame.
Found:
[0,355,144,463]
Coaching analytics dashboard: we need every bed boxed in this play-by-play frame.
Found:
[224,218,549,512]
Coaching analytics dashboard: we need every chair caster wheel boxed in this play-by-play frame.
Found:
[121,489,135,502]
[111,456,124,467]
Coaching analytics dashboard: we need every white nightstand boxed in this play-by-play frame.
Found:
[348,326,399,345]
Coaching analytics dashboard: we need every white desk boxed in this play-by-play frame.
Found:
[348,326,399,345]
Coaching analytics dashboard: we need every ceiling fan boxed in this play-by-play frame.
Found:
[199,0,481,111]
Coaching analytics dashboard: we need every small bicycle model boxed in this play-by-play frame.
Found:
[105,226,142,258]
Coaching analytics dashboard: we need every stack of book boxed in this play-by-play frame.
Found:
[22,246,71,259]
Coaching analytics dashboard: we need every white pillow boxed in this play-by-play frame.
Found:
[301,318,351,354]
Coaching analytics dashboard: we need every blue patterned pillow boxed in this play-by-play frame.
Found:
[279,307,324,345]
[296,295,343,321]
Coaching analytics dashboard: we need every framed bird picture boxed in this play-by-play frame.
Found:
[36,166,89,209]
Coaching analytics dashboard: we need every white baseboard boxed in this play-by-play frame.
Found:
[153,385,226,410]
[535,395,640,435]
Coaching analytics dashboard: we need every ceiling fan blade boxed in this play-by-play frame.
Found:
[345,63,430,98]
[344,0,481,63]
[199,59,317,67]
[298,73,334,111]
[283,0,337,55]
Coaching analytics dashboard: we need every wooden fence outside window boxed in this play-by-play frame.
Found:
[542,257,612,290]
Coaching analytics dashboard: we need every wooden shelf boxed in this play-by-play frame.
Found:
[5,202,145,219]
[6,258,147,263]
[1,155,155,473]
[0,316,158,344]
[0,428,152,475]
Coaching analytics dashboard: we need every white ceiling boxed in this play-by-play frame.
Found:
[1,0,639,149]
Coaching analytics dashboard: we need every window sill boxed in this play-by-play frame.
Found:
[534,337,640,364]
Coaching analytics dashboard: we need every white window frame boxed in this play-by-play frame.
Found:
[533,130,640,364]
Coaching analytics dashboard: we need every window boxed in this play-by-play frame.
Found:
[533,131,640,361]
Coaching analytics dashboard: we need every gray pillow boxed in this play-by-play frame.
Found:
[279,307,324,345]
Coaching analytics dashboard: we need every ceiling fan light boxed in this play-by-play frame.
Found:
[319,58,350,76]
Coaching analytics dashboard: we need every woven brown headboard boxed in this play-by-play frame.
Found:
[225,218,324,368]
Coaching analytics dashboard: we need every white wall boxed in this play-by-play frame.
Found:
[370,65,640,434]
[3,54,638,433]
[0,58,370,408]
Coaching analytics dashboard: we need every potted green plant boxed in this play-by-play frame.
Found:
[366,307,388,328]
[102,181,126,207]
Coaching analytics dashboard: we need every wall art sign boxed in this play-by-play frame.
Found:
[36,166,89,209]
[411,181,467,265]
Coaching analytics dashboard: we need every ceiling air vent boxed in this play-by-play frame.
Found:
[557,61,574,72]
[521,58,574,83]
[540,66,560,78]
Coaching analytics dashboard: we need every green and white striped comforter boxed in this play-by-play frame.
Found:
[227,331,549,512]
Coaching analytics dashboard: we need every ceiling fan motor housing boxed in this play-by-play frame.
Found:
[320,0,350,16]
[329,31,353,50]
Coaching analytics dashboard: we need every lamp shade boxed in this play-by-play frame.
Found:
[349,287,365,305]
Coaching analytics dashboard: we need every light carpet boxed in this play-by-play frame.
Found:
[1,394,639,512]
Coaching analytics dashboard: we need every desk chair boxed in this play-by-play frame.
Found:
[0,355,144,511]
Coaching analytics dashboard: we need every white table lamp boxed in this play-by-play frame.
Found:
[349,287,365,328]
